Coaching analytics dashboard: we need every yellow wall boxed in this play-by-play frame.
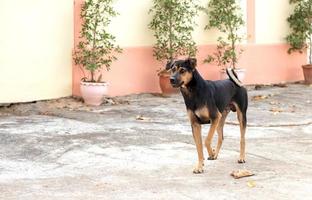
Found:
[110,0,154,47]
[109,0,292,46]
[109,0,225,47]
[255,0,292,44]
[0,0,73,103]
[0,0,295,103]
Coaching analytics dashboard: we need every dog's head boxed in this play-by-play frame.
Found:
[166,58,197,88]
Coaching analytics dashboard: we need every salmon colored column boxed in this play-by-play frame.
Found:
[73,0,83,97]
[74,0,83,50]
[247,0,255,43]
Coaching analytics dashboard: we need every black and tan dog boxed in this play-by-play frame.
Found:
[167,58,248,174]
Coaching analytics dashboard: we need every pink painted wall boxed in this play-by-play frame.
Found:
[73,47,161,96]
[73,44,306,96]
[73,0,306,97]
[238,44,306,84]
[195,44,306,85]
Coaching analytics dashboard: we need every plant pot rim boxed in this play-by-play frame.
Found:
[80,81,109,86]
[220,67,245,72]
[302,64,312,68]
[157,69,171,77]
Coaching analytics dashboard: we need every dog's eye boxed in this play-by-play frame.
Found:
[180,69,186,74]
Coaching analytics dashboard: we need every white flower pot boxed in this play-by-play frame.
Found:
[80,81,109,106]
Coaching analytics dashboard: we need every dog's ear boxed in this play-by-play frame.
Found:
[166,59,175,71]
[187,58,197,69]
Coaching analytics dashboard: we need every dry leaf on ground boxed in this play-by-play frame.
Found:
[247,180,256,188]
[269,101,279,105]
[230,169,255,179]
[272,83,287,88]
[136,115,151,121]
[251,94,274,101]
[270,107,284,114]
[251,95,268,101]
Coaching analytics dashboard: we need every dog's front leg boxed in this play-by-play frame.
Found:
[205,112,221,160]
[188,110,204,174]
[191,122,204,174]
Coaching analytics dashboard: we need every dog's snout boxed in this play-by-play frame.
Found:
[170,77,176,84]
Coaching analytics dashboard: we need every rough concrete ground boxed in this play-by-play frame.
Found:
[0,84,311,200]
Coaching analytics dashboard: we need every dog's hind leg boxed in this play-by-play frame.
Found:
[205,112,221,160]
[234,103,247,163]
[214,109,230,159]
[232,87,248,163]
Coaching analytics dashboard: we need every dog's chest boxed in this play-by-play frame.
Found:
[194,107,210,121]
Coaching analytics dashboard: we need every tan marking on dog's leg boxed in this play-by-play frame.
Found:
[205,112,221,160]
[214,110,230,159]
[234,104,246,163]
[187,110,204,174]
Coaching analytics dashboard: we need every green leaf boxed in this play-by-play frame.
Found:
[286,0,312,64]
[73,0,123,82]
[148,0,200,62]
[204,0,245,69]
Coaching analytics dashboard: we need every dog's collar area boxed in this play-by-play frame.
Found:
[178,81,185,88]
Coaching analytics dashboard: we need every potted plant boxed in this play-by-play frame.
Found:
[286,0,312,84]
[73,0,122,106]
[148,0,199,94]
[203,0,245,81]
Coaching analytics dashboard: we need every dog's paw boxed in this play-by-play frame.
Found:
[237,159,246,163]
[193,163,204,174]
[207,149,217,160]
[193,167,204,174]
[208,156,217,160]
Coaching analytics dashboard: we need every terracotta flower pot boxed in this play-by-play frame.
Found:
[220,68,246,82]
[158,70,179,95]
[80,81,109,106]
[302,64,312,84]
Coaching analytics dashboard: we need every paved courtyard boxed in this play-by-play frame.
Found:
[0,84,311,200]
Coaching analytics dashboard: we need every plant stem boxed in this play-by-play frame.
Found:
[91,5,99,82]
[91,71,94,82]
[309,34,312,64]
[168,4,173,60]
[229,25,236,69]
[309,3,312,65]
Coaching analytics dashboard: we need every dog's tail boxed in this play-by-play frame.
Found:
[226,68,243,87]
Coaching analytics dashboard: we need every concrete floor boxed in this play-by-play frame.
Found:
[0,84,311,200]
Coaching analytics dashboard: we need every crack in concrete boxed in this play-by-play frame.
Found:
[226,121,312,128]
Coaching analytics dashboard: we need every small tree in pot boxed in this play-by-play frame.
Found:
[286,0,312,84]
[73,0,122,105]
[203,0,245,80]
[148,0,199,94]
